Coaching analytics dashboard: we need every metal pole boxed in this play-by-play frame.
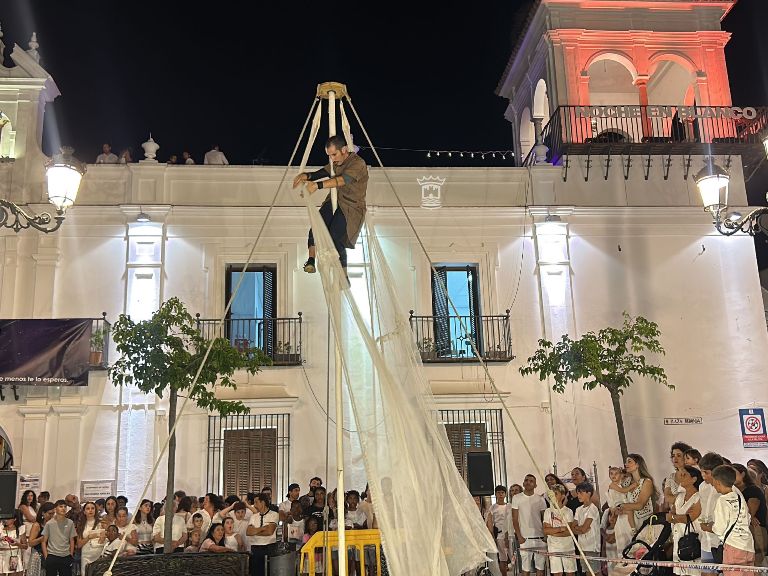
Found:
[328,89,347,576]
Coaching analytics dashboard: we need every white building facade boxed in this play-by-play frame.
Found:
[1,0,767,504]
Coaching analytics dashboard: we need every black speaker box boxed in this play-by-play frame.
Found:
[0,470,18,519]
[467,451,494,496]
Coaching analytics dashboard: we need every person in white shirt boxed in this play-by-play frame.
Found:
[666,466,703,576]
[698,453,726,574]
[246,493,279,576]
[573,482,601,575]
[152,496,190,553]
[486,485,510,576]
[510,474,548,576]
[279,483,301,522]
[96,143,118,164]
[543,484,576,576]
[701,465,754,576]
[182,151,195,165]
[664,442,693,511]
[203,145,229,165]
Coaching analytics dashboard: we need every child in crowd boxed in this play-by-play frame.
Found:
[543,484,576,576]
[573,482,601,575]
[101,525,123,558]
[607,466,636,553]
[346,491,367,530]
[284,501,305,548]
[184,530,202,553]
[685,450,702,469]
[701,465,754,576]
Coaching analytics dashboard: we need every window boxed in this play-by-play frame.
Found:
[431,265,482,358]
[207,413,290,497]
[444,422,488,482]
[222,429,276,496]
[440,409,507,490]
[225,264,276,353]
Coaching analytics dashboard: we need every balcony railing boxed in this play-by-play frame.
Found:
[90,313,111,370]
[525,104,768,169]
[195,313,303,366]
[409,310,514,363]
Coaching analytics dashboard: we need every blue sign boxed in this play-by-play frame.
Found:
[739,408,768,448]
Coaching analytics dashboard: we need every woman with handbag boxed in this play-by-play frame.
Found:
[667,466,703,576]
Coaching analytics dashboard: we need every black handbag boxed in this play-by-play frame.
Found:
[678,514,701,560]
[711,493,742,564]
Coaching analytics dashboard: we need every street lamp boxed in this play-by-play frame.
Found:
[0,146,84,233]
[696,154,768,236]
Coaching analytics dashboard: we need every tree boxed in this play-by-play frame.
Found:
[519,312,671,460]
[109,297,270,552]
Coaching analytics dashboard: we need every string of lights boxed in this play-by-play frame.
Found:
[357,145,516,160]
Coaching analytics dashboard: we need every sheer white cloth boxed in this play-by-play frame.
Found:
[302,191,497,574]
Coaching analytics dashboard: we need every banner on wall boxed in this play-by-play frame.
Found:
[0,319,92,386]
[739,408,768,448]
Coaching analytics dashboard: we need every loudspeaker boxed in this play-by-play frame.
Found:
[467,451,494,496]
[0,470,18,519]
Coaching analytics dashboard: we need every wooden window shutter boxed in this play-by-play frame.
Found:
[445,423,488,484]
[223,429,277,496]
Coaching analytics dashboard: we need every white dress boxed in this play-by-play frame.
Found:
[0,525,25,574]
[610,479,635,555]
[224,534,240,552]
[672,491,701,576]
[80,523,106,574]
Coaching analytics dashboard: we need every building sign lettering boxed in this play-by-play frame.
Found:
[575,105,757,121]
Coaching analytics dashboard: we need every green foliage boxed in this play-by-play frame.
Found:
[519,312,671,396]
[90,326,105,351]
[109,297,271,416]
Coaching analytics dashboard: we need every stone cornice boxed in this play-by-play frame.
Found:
[18,406,51,417]
[51,405,88,417]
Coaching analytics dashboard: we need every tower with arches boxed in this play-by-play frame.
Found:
[497,0,738,164]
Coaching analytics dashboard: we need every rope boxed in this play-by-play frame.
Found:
[345,96,600,576]
[103,96,321,575]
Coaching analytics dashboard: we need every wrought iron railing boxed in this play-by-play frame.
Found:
[195,313,303,366]
[524,104,768,167]
[90,313,111,369]
[408,310,514,363]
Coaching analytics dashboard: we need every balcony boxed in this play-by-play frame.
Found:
[526,104,768,177]
[409,310,514,363]
[195,313,303,366]
[89,314,111,370]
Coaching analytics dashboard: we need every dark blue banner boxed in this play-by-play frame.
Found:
[0,319,92,386]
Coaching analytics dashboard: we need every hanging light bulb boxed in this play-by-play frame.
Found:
[448,152,452,157]
[492,153,496,158]
[436,151,440,157]
[481,154,485,160]
[470,152,474,158]
[427,152,431,158]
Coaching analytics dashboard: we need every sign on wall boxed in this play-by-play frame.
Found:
[0,319,92,386]
[739,408,768,449]
[19,473,41,494]
[80,479,116,502]
[663,417,703,425]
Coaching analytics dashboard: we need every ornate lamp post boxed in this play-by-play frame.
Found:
[696,142,768,236]
[0,146,84,233]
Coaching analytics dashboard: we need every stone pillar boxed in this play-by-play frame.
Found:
[634,76,652,139]
[18,405,51,484]
[32,235,60,317]
[51,405,87,497]
[531,208,580,472]
[0,236,19,317]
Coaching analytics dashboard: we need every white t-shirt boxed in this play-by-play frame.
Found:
[248,510,280,546]
[712,489,754,553]
[510,492,546,538]
[204,150,229,165]
[346,509,367,529]
[285,519,305,542]
[699,482,721,549]
[152,514,187,550]
[544,507,575,552]
[575,503,601,552]
[279,500,294,516]
[486,503,508,533]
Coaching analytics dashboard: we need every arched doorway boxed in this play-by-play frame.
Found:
[533,78,550,121]
[587,56,640,141]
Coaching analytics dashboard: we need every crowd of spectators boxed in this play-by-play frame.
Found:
[94,143,228,165]
[1,448,766,576]
[479,447,767,576]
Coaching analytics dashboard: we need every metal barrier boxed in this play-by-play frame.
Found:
[300,530,382,576]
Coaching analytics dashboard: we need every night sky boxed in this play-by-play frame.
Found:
[0,1,766,169]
